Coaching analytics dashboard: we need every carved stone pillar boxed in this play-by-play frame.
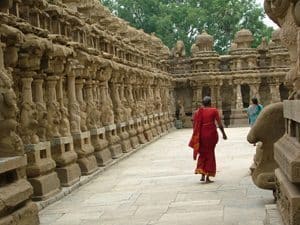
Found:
[33,78,47,141]
[85,80,98,130]
[67,73,80,133]
[72,78,97,175]
[192,88,198,111]
[236,83,244,109]
[197,86,203,105]
[210,85,217,107]
[20,76,39,144]
[46,76,61,139]
[216,85,222,109]
[19,75,61,200]
[33,78,44,104]
[270,83,281,103]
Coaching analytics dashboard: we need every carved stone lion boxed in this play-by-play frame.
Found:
[247,102,285,190]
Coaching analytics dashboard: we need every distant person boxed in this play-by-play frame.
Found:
[247,97,263,127]
[189,96,227,183]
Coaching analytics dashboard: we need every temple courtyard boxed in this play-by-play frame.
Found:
[39,127,274,225]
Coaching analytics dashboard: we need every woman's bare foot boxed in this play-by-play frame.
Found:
[200,175,205,181]
[206,176,214,183]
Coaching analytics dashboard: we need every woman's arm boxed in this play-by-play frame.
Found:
[216,110,227,140]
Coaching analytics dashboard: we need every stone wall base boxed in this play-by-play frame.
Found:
[29,172,61,201]
[264,204,284,225]
[0,202,39,225]
[94,148,113,167]
[56,163,81,187]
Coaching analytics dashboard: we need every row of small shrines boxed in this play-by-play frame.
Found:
[0,0,175,224]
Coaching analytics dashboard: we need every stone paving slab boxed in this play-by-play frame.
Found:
[39,128,273,225]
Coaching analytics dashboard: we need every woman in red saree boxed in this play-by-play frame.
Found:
[189,96,227,183]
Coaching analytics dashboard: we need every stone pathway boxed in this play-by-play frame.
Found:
[39,128,274,225]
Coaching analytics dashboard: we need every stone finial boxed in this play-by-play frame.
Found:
[229,42,238,52]
[191,44,199,57]
[171,40,186,58]
[234,29,254,49]
[271,29,281,46]
[195,31,214,52]
[257,37,269,51]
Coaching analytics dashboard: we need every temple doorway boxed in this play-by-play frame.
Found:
[202,86,211,98]
[241,84,250,108]
[279,83,289,101]
[175,87,193,116]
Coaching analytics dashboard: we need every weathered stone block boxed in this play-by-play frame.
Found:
[72,131,98,175]
[264,204,284,225]
[77,155,98,175]
[283,100,300,123]
[51,137,81,187]
[0,202,39,225]
[28,171,60,201]
[127,120,140,149]
[0,179,33,216]
[56,163,81,187]
[275,169,300,225]
[117,123,132,153]
[105,124,122,159]
[274,135,300,183]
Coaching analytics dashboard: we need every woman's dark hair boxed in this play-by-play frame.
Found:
[251,97,258,105]
[202,96,212,107]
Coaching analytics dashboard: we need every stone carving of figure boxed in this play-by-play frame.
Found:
[110,84,125,123]
[69,103,81,133]
[80,102,88,132]
[97,62,115,125]
[86,101,101,130]
[36,102,48,141]
[172,40,186,58]
[47,102,61,138]
[264,0,300,99]
[19,101,39,144]
[247,102,285,190]
[0,71,23,156]
[60,104,71,137]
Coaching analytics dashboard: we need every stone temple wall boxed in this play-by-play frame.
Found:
[0,0,175,224]
[168,30,290,128]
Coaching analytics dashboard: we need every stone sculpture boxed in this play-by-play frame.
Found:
[262,1,300,225]
[172,40,186,58]
[247,102,285,190]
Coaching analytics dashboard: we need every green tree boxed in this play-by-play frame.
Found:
[100,0,274,54]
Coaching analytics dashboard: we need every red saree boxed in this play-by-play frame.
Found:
[189,107,221,177]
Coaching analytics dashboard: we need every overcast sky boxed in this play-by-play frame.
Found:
[256,0,278,28]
